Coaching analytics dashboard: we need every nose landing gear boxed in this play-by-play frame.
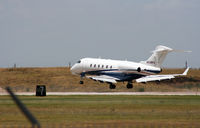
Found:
[79,74,84,84]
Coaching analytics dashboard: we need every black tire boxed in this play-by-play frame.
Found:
[80,81,84,84]
[109,84,116,89]
[126,83,133,89]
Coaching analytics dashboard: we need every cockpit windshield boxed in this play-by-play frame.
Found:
[77,60,81,63]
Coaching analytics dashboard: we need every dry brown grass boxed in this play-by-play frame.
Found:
[0,67,199,92]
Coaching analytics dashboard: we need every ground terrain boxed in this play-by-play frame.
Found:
[0,67,200,92]
[0,67,200,127]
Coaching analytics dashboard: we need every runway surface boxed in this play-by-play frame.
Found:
[0,92,200,96]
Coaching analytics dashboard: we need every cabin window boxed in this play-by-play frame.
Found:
[90,64,92,67]
[94,64,96,68]
[106,65,108,68]
[102,65,104,68]
[98,65,100,68]
[110,66,112,69]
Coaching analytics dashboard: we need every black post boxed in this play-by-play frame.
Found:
[5,87,40,128]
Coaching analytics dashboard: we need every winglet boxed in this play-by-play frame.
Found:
[182,67,190,76]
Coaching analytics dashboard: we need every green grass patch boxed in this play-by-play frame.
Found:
[0,95,200,127]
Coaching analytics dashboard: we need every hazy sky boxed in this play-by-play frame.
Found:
[0,0,199,68]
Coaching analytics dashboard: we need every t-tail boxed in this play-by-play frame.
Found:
[140,45,191,68]
[140,45,174,68]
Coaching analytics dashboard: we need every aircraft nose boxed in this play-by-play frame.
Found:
[70,66,75,73]
[70,64,78,74]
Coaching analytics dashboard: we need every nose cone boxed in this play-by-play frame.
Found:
[70,65,76,74]
[70,64,81,75]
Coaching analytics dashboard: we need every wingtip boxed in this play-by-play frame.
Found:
[183,67,190,75]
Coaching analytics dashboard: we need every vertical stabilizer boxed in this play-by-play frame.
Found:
[140,45,173,68]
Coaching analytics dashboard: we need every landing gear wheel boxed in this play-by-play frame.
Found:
[126,83,133,89]
[109,84,116,89]
[79,81,84,84]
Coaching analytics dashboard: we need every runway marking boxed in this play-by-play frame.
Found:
[0,92,200,96]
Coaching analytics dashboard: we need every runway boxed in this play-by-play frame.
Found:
[0,92,200,96]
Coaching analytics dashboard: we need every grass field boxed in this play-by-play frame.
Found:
[0,67,200,92]
[0,95,200,127]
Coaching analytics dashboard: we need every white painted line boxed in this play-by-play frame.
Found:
[0,92,200,96]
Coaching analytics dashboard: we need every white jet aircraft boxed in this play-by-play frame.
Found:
[70,45,190,89]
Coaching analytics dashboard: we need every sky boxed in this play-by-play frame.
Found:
[0,0,199,68]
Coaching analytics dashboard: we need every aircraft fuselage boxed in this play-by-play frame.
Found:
[71,58,161,82]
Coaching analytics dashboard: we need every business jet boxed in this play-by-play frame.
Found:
[70,45,190,89]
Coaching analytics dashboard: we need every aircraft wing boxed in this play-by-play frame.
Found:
[136,67,190,83]
[86,75,120,83]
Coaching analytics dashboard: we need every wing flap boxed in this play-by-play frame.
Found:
[87,75,119,83]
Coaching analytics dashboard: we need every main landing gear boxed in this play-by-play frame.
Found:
[109,83,116,89]
[109,82,133,89]
[126,82,133,89]
[79,80,84,84]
